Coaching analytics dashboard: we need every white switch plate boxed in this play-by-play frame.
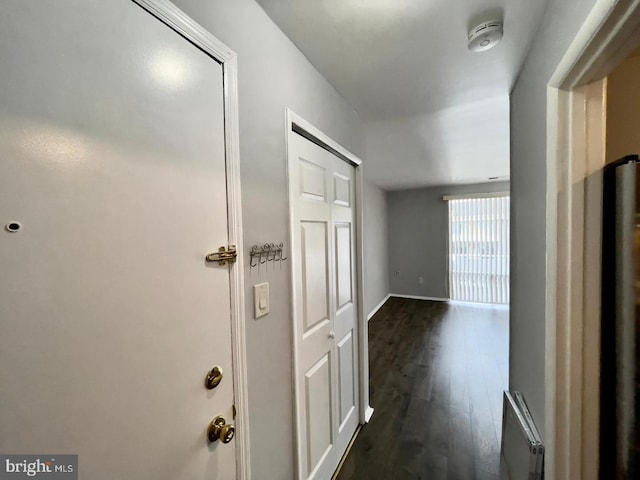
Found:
[254,282,269,319]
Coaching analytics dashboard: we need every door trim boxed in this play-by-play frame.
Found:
[285,109,371,479]
[131,2,250,478]
[546,0,640,478]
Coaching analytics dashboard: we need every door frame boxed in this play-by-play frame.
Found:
[285,109,372,479]
[131,1,250,478]
[546,0,640,478]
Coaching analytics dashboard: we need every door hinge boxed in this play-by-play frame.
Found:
[205,245,238,265]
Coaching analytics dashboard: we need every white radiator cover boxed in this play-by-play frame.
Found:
[500,391,544,480]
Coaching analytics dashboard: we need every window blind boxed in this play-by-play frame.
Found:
[448,195,510,304]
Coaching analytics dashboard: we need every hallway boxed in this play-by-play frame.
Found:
[336,298,509,480]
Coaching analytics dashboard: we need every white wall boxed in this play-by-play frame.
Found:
[510,0,597,439]
[387,182,510,299]
[363,180,389,316]
[168,1,364,478]
[606,54,640,163]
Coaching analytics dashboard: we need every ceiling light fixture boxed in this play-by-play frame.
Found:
[468,21,503,52]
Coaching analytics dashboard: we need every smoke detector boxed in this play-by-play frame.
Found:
[468,21,503,52]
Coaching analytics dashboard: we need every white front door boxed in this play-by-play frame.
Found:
[289,131,360,480]
[0,1,237,479]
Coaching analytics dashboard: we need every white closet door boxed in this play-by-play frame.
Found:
[289,132,359,480]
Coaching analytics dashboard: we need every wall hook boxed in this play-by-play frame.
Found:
[249,242,287,269]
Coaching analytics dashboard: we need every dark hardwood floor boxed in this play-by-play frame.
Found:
[336,297,509,480]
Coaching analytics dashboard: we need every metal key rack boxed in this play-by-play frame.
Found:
[249,243,287,268]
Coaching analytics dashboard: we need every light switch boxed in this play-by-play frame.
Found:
[254,282,269,319]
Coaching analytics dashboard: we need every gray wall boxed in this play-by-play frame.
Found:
[169,1,364,478]
[388,182,510,298]
[363,180,389,316]
[510,0,597,440]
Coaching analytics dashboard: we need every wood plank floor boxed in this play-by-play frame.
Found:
[336,297,509,480]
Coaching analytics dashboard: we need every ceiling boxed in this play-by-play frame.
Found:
[365,96,510,189]
[257,0,549,189]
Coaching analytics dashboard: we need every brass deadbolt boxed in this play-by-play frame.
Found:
[208,416,235,444]
[205,366,223,390]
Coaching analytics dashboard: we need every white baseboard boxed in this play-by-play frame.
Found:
[367,294,391,321]
[449,299,510,308]
[364,405,374,423]
[390,294,449,302]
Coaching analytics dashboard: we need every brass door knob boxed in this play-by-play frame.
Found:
[205,366,223,389]
[208,416,235,444]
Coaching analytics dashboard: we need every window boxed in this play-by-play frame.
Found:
[447,195,510,304]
